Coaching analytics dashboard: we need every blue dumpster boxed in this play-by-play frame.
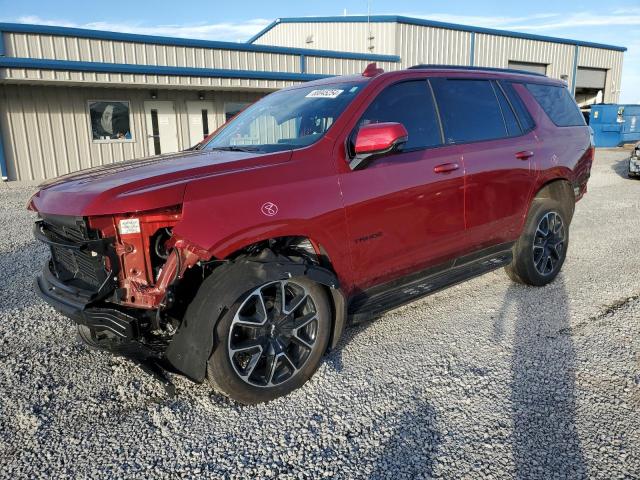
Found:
[590,104,640,147]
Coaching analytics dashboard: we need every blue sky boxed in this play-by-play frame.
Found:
[1,0,638,102]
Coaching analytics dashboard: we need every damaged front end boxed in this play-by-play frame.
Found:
[34,207,209,394]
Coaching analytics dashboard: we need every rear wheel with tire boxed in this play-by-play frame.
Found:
[206,276,331,404]
[506,198,570,286]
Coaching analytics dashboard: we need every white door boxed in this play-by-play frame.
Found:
[186,101,216,147]
[144,101,179,155]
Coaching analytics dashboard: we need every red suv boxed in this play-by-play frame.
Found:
[30,65,593,404]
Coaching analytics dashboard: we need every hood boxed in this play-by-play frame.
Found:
[30,149,292,216]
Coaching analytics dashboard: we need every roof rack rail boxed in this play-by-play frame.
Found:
[407,64,547,77]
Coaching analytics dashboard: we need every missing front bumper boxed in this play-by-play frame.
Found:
[35,266,176,396]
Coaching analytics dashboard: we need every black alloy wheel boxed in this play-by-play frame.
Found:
[532,211,566,276]
[228,280,320,388]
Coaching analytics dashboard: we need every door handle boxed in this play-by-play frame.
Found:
[515,150,534,160]
[434,162,460,173]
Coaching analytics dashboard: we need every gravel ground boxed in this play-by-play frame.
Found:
[0,149,639,479]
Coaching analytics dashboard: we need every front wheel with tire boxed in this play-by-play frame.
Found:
[505,199,570,286]
[207,276,331,404]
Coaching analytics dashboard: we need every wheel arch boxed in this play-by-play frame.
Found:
[532,178,576,223]
[222,235,347,354]
[165,237,347,382]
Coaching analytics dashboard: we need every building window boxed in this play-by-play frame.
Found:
[224,102,251,123]
[88,101,133,141]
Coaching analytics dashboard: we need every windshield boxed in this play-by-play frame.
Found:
[203,81,365,153]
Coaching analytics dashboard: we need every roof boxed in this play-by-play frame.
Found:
[247,15,627,52]
[0,22,400,63]
[404,65,564,85]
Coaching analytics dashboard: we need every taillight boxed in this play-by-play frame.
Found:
[586,145,595,162]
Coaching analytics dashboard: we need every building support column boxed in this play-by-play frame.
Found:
[571,44,579,95]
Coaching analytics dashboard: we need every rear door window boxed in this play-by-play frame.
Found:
[525,83,585,127]
[357,80,442,150]
[430,78,507,144]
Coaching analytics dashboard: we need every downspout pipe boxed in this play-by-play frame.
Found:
[0,29,8,180]
[0,122,8,181]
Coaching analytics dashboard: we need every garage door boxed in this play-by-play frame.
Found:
[576,67,607,89]
[508,61,547,75]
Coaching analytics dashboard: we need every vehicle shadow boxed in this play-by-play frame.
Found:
[610,156,631,178]
[368,396,441,479]
[324,315,383,373]
[494,276,587,479]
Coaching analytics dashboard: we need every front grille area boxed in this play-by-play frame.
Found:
[42,216,110,291]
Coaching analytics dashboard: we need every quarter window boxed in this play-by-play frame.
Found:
[430,78,507,144]
[493,82,522,136]
[500,82,536,131]
[525,83,585,127]
[357,80,442,150]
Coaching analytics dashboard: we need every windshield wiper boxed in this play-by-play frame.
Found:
[210,145,262,153]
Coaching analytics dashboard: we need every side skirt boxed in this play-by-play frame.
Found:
[347,243,514,323]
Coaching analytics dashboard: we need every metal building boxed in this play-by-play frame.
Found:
[0,16,626,181]
[0,23,398,181]
[250,16,626,105]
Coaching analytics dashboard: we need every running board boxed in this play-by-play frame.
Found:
[348,244,513,322]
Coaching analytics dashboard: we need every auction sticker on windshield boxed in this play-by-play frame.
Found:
[305,89,344,99]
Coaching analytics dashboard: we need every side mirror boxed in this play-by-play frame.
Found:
[351,122,408,170]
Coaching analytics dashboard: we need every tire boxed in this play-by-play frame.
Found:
[629,158,640,179]
[205,275,331,405]
[505,198,570,286]
[77,324,101,348]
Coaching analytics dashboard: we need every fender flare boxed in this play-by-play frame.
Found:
[164,250,346,382]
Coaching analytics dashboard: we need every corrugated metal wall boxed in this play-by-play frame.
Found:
[474,34,575,80]
[254,22,397,55]
[1,31,394,87]
[0,70,297,91]
[253,21,624,103]
[255,22,472,68]
[396,24,471,67]
[0,22,626,181]
[304,57,395,75]
[0,84,263,181]
[4,31,301,70]
[578,47,624,103]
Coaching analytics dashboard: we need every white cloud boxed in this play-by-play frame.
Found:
[407,13,560,29]
[507,13,640,31]
[399,11,640,32]
[13,15,271,42]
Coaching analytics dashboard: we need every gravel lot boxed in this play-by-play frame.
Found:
[0,149,639,479]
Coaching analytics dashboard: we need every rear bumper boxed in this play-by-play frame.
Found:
[629,155,640,176]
